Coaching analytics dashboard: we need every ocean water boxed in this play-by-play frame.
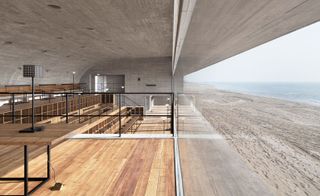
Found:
[209,82,320,106]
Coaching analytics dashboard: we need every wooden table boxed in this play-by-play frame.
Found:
[0,124,83,196]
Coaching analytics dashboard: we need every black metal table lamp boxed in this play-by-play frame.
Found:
[20,65,45,133]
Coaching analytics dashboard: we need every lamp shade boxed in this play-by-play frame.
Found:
[23,65,43,78]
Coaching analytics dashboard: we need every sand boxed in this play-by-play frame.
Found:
[184,83,320,196]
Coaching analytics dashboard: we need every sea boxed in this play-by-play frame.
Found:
[208,82,320,106]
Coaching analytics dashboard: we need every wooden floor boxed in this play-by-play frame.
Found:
[0,139,175,196]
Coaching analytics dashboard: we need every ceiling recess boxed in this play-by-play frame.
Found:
[14,21,26,25]
[47,4,61,9]
[3,41,13,45]
[86,27,95,31]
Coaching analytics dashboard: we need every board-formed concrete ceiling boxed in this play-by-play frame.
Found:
[0,0,173,85]
[175,0,320,75]
[1,0,320,85]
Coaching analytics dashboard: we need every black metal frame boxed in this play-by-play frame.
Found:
[0,145,51,196]
[0,92,175,135]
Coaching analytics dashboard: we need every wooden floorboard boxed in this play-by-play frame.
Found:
[0,139,175,196]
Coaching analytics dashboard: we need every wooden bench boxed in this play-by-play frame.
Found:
[121,116,140,133]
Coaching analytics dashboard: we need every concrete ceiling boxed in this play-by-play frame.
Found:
[1,0,320,85]
[175,0,320,75]
[0,0,173,85]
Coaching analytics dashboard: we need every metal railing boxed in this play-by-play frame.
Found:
[0,92,174,136]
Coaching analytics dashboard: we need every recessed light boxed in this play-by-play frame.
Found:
[48,4,61,9]
[86,27,94,31]
[14,21,26,25]
[3,41,13,45]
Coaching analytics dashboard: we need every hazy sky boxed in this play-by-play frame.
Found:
[185,22,320,83]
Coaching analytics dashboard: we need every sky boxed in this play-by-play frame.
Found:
[185,22,320,83]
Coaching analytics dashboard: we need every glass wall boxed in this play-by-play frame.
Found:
[173,65,273,196]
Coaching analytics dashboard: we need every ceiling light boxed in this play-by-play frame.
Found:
[14,21,26,25]
[86,27,94,31]
[48,4,61,9]
[3,41,13,45]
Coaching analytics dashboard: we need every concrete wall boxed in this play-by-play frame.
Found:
[79,57,173,108]
[0,68,82,87]
[80,57,173,93]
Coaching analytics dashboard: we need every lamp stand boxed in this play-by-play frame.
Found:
[20,76,44,133]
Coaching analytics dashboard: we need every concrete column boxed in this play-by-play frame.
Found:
[88,74,92,92]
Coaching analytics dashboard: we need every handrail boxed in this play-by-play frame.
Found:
[0,92,173,95]
[0,91,174,136]
[0,83,82,94]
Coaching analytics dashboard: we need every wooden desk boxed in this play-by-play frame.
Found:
[0,124,83,196]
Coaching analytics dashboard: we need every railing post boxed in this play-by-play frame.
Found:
[171,93,174,134]
[24,145,28,196]
[31,76,35,130]
[11,94,15,124]
[118,94,121,137]
[65,94,69,123]
[78,94,81,123]
[47,145,51,179]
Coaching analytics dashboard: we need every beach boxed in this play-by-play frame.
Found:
[184,83,320,196]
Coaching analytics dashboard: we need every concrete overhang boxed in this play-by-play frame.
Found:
[174,0,320,75]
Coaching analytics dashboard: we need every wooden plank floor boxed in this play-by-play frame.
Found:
[0,139,175,196]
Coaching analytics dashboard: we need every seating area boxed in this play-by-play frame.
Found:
[0,90,173,135]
